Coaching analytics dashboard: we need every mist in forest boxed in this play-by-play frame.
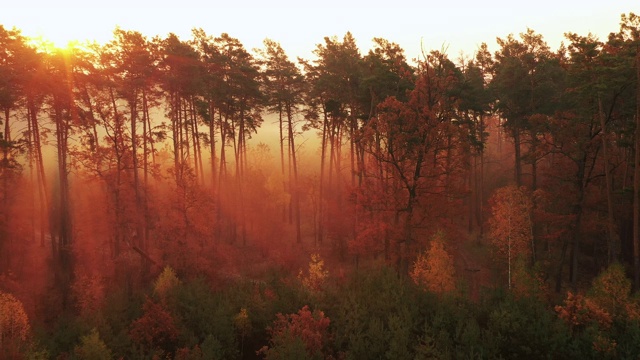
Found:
[0,13,640,359]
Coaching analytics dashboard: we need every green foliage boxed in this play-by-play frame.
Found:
[74,328,113,360]
[588,263,632,318]
[169,278,237,359]
[200,334,224,360]
[97,288,143,358]
[29,256,640,360]
[328,267,416,359]
[154,266,181,302]
[260,335,310,360]
[485,294,568,359]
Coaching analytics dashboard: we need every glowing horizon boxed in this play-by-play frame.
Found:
[3,1,638,63]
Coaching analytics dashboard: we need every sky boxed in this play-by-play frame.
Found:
[2,1,638,64]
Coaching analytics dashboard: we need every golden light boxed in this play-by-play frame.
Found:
[27,28,100,52]
[44,30,81,50]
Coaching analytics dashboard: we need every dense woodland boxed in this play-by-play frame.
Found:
[1,12,640,359]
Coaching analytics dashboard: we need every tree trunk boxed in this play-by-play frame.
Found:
[208,99,216,193]
[29,100,49,247]
[54,101,73,310]
[142,90,150,252]
[130,91,143,249]
[513,128,522,187]
[1,107,10,271]
[569,159,587,288]
[317,109,328,245]
[287,104,302,243]
[634,44,640,291]
[278,105,287,222]
[598,96,620,264]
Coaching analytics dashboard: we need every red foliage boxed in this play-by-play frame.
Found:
[129,297,179,354]
[261,305,331,357]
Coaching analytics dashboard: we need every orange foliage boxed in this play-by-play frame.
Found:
[555,291,612,332]
[0,291,30,358]
[410,232,456,294]
[298,253,329,293]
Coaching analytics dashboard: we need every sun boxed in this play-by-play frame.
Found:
[34,26,101,50]
[44,29,81,49]
[23,23,111,52]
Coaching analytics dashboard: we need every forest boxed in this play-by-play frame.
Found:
[0,12,640,360]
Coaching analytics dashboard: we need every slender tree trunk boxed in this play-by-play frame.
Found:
[349,119,356,188]
[468,154,475,232]
[1,107,10,271]
[278,105,287,222]
[634,44,640,291]
[29,101,48,247]
[598,96,620,264]
[287,105,301,243]
[209,100,216,193]
[478,142,485,237]
[130,91,143,249]
[142,90,150,252]
[513,128,522,187]
[54,101,73,310]
[27,111,36,245]
[317,110,328,245]
[569,159,587,288]
[183,100,191,167]
[110,88,122,257]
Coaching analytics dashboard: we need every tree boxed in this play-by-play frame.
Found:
[489,185,533,289]
[45,46,78,307]
[74,328,113,360]
[233,308,251,358]
[362,50,466,270]
[303,33,364,249]
[0,26,28,271]
[209,33,263,245]
[491,29,560,187]
[545,29,633,290]
[259,305,331,360]
[619,12,640,291]
[157,32,203,179]
[129,297,179,357]
[588,262,635,319]
[0,291,30,358]
[258,39,305,243]
[108,28,158,253]
[410,232,456,294]
[458,45,493,234]
[154,266,180,302]
[298,253,329,293]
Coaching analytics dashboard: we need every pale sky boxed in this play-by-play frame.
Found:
[1,1,638,64]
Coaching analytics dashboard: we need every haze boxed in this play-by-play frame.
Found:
[1,4,640,359]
